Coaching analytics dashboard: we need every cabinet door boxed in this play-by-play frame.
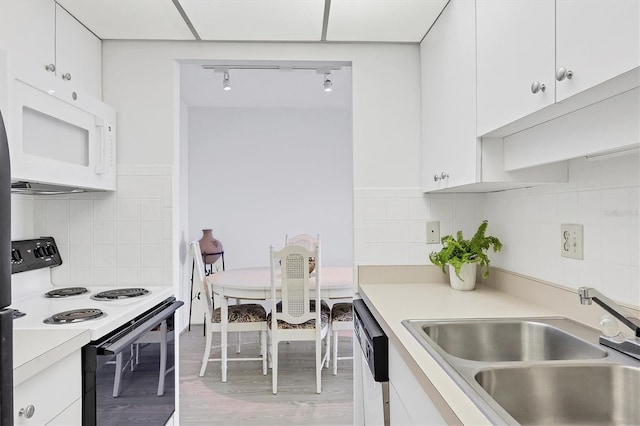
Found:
[477,0,555,136]
[55,4,102,98]
[421,0,477,191]
[556,0,640,101]
[0,0,55,73]
[14,351,81,425]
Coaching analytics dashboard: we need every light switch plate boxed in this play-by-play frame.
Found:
[426,221,440,244]
[561,224,583,260]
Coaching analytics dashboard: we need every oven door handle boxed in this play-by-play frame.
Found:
[99,300,183,355]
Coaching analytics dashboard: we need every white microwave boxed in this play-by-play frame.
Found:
[1,51,116,193]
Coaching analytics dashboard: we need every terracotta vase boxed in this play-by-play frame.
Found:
[198,229,223,264]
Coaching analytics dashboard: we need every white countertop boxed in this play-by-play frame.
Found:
[13,328,90,386]
[358,279,561,425]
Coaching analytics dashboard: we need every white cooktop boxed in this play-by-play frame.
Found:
[11,285,174,341]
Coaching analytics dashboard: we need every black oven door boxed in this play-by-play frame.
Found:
[82,297,183,426]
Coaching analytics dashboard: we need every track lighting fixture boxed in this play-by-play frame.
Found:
[323,73,333,92]
[222,71,231,91]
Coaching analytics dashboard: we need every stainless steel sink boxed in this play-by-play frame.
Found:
[421,319,607,361]
[402,317,640,425]
[475,364,640,425]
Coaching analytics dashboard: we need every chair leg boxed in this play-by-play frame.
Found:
[199,324,212,377]
[157,321,168,396]
[113,352,123,397]
[316,336,322,394]
[325,326,331,368]
[332,329,339,375]
[261,330,267,375]
[236,331,242,354]
[272,341,278,395]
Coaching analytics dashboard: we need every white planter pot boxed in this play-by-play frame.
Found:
[448,263,477,291]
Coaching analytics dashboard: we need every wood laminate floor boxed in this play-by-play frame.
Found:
[179,326,354,425]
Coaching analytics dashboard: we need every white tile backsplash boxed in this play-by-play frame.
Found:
[18,166,175,287]
[355,155,639,306]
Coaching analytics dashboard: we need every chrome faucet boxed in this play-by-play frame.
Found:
[578,287,640,360]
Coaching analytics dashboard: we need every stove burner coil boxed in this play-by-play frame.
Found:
[44,308,106,324]
[91,288,150,300]
[45,287,89,298]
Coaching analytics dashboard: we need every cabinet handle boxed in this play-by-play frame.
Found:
[18,405,35,419]
[530,81,546,94]
[555,67,573,81]
[434,172,449,182]
[44,63,56,73]
[61,73,72,81]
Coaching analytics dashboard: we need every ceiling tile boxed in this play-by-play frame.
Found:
[179,0,325,41]
[327,0,448,42]
[56,0,195,40]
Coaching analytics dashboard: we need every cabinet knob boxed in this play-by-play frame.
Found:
[44,63,56,73]
[434,172,449,182]
[18,405,35,419]
[530,81,546,94]
[555,67,573,81]
[61,73,72,81]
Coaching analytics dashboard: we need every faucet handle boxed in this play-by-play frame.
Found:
[599,315,621,337]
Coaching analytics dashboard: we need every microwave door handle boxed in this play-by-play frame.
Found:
[95,117,109,175]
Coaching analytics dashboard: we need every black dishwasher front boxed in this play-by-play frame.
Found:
[354,298,389,426]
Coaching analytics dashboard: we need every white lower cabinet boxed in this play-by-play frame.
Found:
[47,399,82,426]
[388,343,446,425]
[14,351,81,425]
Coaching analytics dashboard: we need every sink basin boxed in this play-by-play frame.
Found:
[420,319,608,361]
[475,364,640,425]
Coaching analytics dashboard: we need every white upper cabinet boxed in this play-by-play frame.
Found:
[555,0,639,101]
[477,0,639,137]
[476,0,555,136]
[0,0,102,98]
[55,4,102,97]
[421,0,478,192]
[0,0,56,68]
[421,0,567,193]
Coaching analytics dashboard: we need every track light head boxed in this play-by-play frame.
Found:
[323,73,333,92]
[222,71,231,91]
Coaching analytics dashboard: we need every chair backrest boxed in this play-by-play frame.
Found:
[270,243,321,325]
[285,234,320,252]
[190,240,213,321]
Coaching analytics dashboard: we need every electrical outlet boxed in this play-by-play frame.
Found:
[561,224,583,260]
[426,221,440,244]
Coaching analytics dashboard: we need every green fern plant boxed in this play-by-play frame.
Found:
[429,220,502,280]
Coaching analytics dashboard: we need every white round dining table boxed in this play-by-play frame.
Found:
[206,266,354,300]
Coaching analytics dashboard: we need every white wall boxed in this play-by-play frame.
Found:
[187,107,353,268]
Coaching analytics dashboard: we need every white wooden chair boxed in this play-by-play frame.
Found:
[329,302,353,375]
[269,243,330,394]
[285,233,320,251]
[190,240,268,382]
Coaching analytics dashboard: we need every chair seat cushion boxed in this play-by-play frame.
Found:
[268,300,330,329]
[331,302,353,322]
[212,303,267,323]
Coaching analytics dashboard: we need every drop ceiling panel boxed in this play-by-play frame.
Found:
[56,0,195,40]
[179,0,325,41]
[327,0,448,42]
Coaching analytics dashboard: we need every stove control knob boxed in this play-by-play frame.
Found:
[33,247,45,258]
[11,249,22,263]
[44,245,57,256]
[18,404,35,418]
